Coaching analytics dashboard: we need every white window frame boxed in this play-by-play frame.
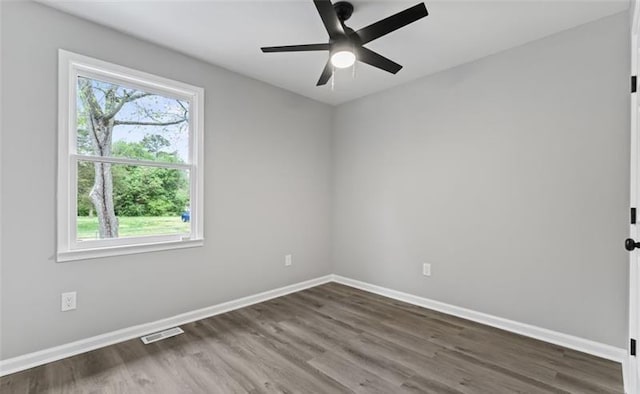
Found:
[57,50,204,262]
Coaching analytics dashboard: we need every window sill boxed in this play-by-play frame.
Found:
[57,238,204,262]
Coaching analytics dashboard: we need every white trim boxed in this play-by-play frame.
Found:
[630,2,640,393]
[0,275,333,377]
[0,274,628,379]
[0,274,629,383]
[0,0,4,372]
[65,52,198,100]
[57,238,204,262]
[332,275,628,364]
[57,49,205,262]
[73,154,192,170]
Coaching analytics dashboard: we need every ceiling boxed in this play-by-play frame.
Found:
[40,0,629,105]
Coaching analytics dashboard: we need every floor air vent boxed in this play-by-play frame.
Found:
[140,327,184,344]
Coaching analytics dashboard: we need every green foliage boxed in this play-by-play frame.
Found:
[77,136,189,217]
[77,161,95,216]
[142,134,170,155]
[113,164,188,217]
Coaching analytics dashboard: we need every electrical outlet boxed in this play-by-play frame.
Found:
[285,254,292,266]
[61,291,76,311]
[422,263,431,277]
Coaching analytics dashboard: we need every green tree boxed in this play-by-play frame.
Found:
[114,164,188,217]
[77,138,189,218]
[141,134,170,157]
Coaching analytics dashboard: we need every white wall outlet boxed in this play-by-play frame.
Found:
[285,254,292,266]
[422,263,431,277]
[61,291,76,311]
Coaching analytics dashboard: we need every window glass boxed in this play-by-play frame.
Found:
[76,76,190,164]
[76,161,190,241]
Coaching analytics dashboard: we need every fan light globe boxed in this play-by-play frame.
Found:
[331,50,356,68]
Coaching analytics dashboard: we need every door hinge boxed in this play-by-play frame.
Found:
[633,76,637,93]
[632,208,636,224]
[632,338,637,356]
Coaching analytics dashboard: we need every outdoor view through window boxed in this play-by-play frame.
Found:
[76,76,191,241]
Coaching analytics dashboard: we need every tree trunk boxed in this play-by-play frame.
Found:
[90,161,118,238]
[88,116,119,238]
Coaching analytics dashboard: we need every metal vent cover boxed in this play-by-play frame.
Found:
[140,327,184,344]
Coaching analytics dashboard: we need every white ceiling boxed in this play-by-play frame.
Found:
[40,0,629,105]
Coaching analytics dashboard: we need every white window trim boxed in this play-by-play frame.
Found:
[57,49,204,262]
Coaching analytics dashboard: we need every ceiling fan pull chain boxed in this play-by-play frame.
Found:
[331,65,336,91]
[352,61,356,79]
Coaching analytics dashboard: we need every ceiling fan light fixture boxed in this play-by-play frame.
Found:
[260,1,428,86]
[330,50,356,68]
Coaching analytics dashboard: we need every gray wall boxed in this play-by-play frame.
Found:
[0,2,631,360]
[332,12,630,348]
[0,2,333,359]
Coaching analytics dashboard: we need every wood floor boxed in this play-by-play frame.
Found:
[1,283,624,393]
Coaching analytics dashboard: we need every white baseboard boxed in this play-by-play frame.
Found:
[1,273,630,392]
[0,275,333,377]
[331,275,628,364]
[332,275,632,393]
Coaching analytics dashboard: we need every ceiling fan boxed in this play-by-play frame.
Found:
[261,0,429,86]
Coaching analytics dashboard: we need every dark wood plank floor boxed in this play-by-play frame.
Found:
[1,283,624,393]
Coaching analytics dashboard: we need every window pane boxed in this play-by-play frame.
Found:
[76,76,190,164]
[77,161,191,241]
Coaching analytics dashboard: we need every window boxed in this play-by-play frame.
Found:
[57,50,204,262]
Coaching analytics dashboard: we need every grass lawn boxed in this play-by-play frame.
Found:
[77,216,190,239]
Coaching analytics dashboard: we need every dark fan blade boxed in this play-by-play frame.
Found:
[356,47,402,74]
[316,60,333,86]
[355,3,428,45]
[261,43,330,53]
[314,0,345,40]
